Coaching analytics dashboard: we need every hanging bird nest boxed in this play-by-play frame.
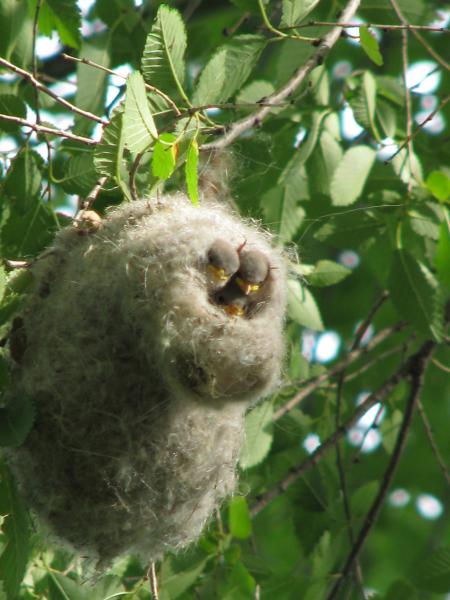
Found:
[7,191,287,563]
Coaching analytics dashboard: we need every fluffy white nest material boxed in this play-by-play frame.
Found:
[8,193,287,562]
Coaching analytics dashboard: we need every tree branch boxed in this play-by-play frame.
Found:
[0,56,109,125]
[325,340,435,599]
[0,113,95,145]
[385,93,450,162]
[147,562,159,600]
[61,53,181,117]
[400,28,414,189]
[388,0,450,71]
[201,0,361,150]
[417,399,450,487]
[334,293,389,595]
[274,322,405,421]
[283,21,450,33]
[251,338,432,518]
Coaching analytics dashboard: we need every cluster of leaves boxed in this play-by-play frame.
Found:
[0,0,449,598]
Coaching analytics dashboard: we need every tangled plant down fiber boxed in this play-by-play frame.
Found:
[8,191,287,563]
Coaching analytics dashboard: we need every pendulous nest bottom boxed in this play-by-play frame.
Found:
[7,193,287,563]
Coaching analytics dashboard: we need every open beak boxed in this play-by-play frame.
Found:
[223,303,245,317]
[235,277,260,295]
[207,264,230,282]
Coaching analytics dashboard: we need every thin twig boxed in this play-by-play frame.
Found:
[274,322,405,421]
[201,0,361,150]
[388,0,450,71]
[251,348,414,517]
[224,11,251,36]
[257,0,319,42]
[0,57,109,125]
[31,0,42,123]
[326,340,435,599]
[283,21,450,33]
[400,28,414,190]
[348,403,385,467]
[417,399,450,487]
[431,357,450,373]
[61,53,181,116]
[343,344,409,383]
[78,176,108,213]
[385,94,450,162]
[0,113,96,145]
[334,293,388,596]
[148,562,159,600]
[353,292,390,350]
[31,0,54,203]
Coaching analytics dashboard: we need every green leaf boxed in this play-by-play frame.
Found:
[123,71,158,154]
[350,71,377,132]
[0,96,26,133]
[42,0,81,49]
[240,401,274,469]
[4,148,42,213]
[261,186,305,243]
[351,482,378,518]
[0,396,34,448]
[94,109,123,177]
[228,496,252,540]
[426,170,450,202]
[287,279,324,330]
[62,151,98,196]
[384,580,418,600]
[94,108,131,200]
[307,130,343,196]
[141,5,187,97]
[0,0,30,62]
[1,198,57,259]
[391,149,423,186]
[283,111,326,175]
[380,409,402,454]
[152,133,177,180]
[236,80,275,106]
[408,209,440,240]
[435,223,450,290]
[47,571,89,600]
[193,35,266,105]
[307,260,351,287]
[388,249,440,340]
[376,99,397,138]
[73,36,110,135]
[413,547,450,593]
[253,496,303,576]
[220,561,256,599]
[280,0,320,26]
[185,139,199,205]
[0,461,30,599]
[159,549,209,600]
[359,26,383,66]
[330,145,376,206]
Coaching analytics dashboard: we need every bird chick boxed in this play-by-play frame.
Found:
[235,249,270,295]
[213,248,271,317]
[206,239,240,290]
[213,280,248,317]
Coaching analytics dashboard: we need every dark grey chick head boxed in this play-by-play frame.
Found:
[206,239,240,288]
[212,280,248,317]
[235,249,270,295]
